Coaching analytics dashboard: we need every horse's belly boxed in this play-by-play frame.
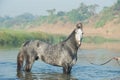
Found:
[44,60,62,67]
[40,55,62,67]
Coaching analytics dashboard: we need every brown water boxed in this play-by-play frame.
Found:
[0,49,120,80]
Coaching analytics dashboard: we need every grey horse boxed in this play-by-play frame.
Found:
[17,23,83,74]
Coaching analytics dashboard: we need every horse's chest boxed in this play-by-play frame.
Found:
[71,57,77,65]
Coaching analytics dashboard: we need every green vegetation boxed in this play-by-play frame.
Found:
[0,29,66,48]
[83,36,120,44]
[0,29,120,49]
[0,3,98,28]
[1,1,120,48]
[0,1,120,28]
[95,0,120,28]
[95,8,114,28]
[114,0,120,11]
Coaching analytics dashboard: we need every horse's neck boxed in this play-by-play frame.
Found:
[64,31,78,51]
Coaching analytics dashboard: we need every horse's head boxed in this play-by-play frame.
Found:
[75,22,83,46]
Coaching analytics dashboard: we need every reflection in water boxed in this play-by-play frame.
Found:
[17,71,77,80]
[0,49,120,80]
[111,77,120,80]
[17,71,33,80]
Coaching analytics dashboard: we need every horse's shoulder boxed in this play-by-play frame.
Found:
[22,40,31,47]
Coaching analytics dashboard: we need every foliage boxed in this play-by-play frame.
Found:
[66,3,98,23]
[0,29,120,48]
[0,3,98,28]
[95,7,114,28]
[114,0,120,11]
[66,9,82,23]
[82,36,120,44]
[95,0,120,28]
[0,29,66,48]
[1,1,119,28]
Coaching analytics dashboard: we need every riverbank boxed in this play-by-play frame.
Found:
[0,29,66,48]
[81,43,120,52]
[0,29,120,52]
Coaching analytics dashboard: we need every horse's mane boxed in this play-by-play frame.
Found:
[63,29,75,42]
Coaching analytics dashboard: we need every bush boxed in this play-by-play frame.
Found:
[82,36,120,44]
[0,29,66,48]
[95,7,115,28]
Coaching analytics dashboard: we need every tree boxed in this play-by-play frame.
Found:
[114,0,120,11]
[57,11,65,16]
[77,3,88,14]
[66,9,82,23]
[46,9,56,16]
[66,3,99,23]
[88,4,99,16]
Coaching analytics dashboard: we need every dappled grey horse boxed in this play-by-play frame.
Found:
[17,23,83,74]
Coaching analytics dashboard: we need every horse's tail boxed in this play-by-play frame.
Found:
[90,58,113,66]
[17,40,31,71]
[17,51,24,71]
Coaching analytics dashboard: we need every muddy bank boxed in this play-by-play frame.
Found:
[27,22,120,52]
[27,21,120,39]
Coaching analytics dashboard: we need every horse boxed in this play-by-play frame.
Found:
[17,23,83,74]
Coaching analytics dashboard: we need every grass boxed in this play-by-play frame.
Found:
[82,36,120,44]
[0,29,66,48]
[95,8,114,28]
[0,29,120,49]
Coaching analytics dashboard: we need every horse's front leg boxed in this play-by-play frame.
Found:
[24,56,35,72]
[63,65,72,74]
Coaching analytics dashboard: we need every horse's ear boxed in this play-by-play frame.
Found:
[76,23,82,30]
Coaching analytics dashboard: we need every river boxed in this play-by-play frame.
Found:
[0,49,120,80]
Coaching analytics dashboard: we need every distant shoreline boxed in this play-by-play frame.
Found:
[0,29,120,52]
[81,43,120,52]
[0,43,120,53]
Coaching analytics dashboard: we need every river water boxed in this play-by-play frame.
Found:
[0,49,120,80]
